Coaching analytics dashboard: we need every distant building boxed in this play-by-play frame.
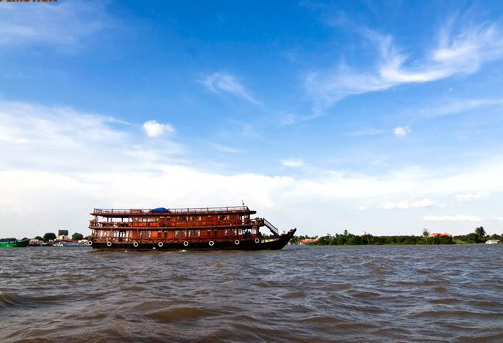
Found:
[57,229,69,241]
[299,237,320,245]
[430,233,452,237]
[29,239,42,246]
[486,240,500,244]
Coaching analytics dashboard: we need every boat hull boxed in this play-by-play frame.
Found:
[0,240,29,248]
[90,229,296,251]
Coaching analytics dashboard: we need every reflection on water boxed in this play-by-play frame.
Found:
[1,245,502,342]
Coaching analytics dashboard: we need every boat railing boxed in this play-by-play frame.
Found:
[261,218,280,236]
[89,219,252,229]
[92,206,250,216]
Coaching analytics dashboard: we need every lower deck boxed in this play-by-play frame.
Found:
[89,229,296,251]
[91,226,259,244]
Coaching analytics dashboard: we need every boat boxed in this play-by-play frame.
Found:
[53,241,89,247]
[88,205,296,250]
[485,240,500,245]
[0,238,29,248]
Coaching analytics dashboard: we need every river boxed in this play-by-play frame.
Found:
[1,245,502,342]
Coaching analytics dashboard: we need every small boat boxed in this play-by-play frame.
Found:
[485,240,500,245]
[88,205,296,250]
[0,238,29,248]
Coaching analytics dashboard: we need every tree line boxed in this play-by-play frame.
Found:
[291,227,502,245]
[33,232,86,242]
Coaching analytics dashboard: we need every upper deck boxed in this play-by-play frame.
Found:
[91,206,256,218]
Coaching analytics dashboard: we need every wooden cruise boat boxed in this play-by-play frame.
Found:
[88,205,296,250]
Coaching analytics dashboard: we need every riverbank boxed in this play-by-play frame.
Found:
[292,232,502,245]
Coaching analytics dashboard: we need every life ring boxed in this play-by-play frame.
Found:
[254,238,260,244]
[183,241,189,247]
[133,242,139,248]
[234,240,240,245]
[106,241,112,247]
[158,242,164,248]
[209,241,214,246]
[87,241,93,246]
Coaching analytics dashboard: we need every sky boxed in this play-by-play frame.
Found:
[1,0,503,238]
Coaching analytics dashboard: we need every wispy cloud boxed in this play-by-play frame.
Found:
[306,19,503,111]
[281,158,304,168]
[347,127,386,137]
[383,199,439,210]
[211,144,245,154]
[422,98,503,117]
[455,192,488,202]
[423,215,482,222]
[0,0,108,47]
[201,72,260,104]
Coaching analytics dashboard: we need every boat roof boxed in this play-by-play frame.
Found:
[91,206,256,217]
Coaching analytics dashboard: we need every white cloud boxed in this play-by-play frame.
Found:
[0,100,182,173]
[306,20,503,110]
[143,120,175,138]
[2,100,503,238]
[393,126,411,137]
[0,0,108,47]
[281,158,304,168]
[201,72,260,104]
[423,215,482,222]
[383,199,438,210]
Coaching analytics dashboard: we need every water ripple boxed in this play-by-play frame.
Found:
[0,245,502,342]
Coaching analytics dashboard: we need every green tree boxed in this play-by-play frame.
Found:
[34,236,43,241]
[422,228,430,237]
[465,233,478,243]
[72,233,84,240]
[475,226,486,238]
[43,232,56,242]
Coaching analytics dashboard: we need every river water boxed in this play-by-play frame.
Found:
[1,245,502,342]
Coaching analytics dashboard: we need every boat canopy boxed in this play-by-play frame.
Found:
[150,207,171,213]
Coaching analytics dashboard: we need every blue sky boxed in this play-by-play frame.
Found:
[1,0,503,238]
